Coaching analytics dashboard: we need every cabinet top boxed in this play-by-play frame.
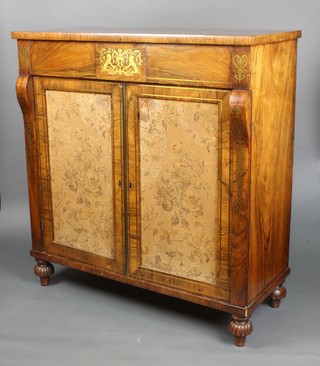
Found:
[11,27,301,45]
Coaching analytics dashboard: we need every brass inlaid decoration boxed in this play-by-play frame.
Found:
[233,55,248,82]
[139,97,219,284]
[100,48,142,76]
[46,90,115,259]
[25,122,34,170]
[18,45,29,71]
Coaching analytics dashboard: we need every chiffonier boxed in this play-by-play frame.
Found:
[12,28,301,346]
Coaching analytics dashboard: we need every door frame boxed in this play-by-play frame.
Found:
[126,83,231,300]
[33,77,125,274]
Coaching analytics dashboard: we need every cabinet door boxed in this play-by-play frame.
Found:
[126,84,230,300]
[34,77,124,274]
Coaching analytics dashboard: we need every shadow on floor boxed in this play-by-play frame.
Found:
[50,265,231,343]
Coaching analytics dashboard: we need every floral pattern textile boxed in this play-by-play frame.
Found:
[46,90,115,258]
[139,98,219,284]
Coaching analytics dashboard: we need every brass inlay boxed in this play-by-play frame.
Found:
[233,55,248,82]
[19,45,29,71]
[147,77,231,86]
[25,122,34,170]
[100,48,142,76]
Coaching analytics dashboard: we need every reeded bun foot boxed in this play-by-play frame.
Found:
[34,260,55,286]
[229,315,253,347]
[270,284,287,308]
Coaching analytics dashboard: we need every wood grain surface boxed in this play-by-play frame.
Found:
[13,29,301,346]
[12,28,301,45]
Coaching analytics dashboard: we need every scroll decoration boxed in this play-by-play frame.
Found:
[233,55,248,82]
[100,48,142,76]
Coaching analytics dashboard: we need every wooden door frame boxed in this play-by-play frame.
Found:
[126,83,231,300]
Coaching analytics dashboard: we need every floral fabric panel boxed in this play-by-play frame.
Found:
[139,97,219,284]
[46,90,115,258]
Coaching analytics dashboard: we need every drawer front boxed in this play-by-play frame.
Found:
[146,44,232,88]
[30,41,235,88]
[31,41,96,78]
[96,43,232,87]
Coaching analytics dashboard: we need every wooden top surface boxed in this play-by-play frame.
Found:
[11,27,301,45]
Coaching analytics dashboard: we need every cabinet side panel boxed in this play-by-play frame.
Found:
[248,40,297,302]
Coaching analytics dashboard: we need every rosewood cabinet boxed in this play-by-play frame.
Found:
[12,28,301,346]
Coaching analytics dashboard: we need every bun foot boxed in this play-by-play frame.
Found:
[229,315,253,347]
[270,284,287,308]
[34,260,55,286]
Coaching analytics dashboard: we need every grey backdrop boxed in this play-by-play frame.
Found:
[1,0,319,365]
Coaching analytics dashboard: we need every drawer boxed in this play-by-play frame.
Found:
[96,43,233,88]
[31,41,234,88]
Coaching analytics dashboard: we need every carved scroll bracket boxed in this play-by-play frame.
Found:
[16,75,44,252]
[16,76,35,171]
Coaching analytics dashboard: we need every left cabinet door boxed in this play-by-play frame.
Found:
[33,77,125,274]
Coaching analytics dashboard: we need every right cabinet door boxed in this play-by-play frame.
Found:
[126,84,231,300]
